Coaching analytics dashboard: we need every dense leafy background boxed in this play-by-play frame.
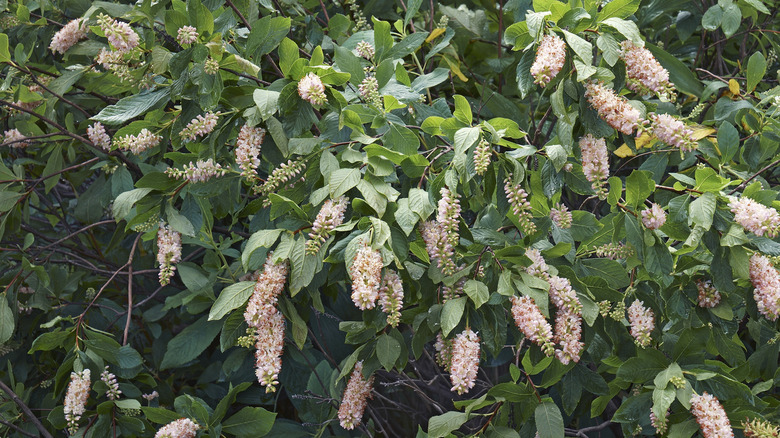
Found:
[1,0,780,436]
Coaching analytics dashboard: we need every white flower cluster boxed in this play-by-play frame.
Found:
[179,112,219,142]
[165,159,227,183]
[114,129,163,155]
[437,187,460,247]
[619,40,675,98]
[3,128,28,148]
[177,26,198,45]
[449,328,481,394]
[87,122,111,150]
[338,361,374,430]
[156,223,182,285]
[579,134,609,198]
[154,418,200,438]
[97,14,139,53]
[511,295,555,356]
[100,366,121,400]
[64,369,91,434]
[505,177,536,235]
[530,33,566,87]
[307,196,349,254]
[298,72,327,106]
[379,269,404,327]
[748,254,780,321]
[50,18,88,54]
[729,196,780,238]
[690,392,733,438]
[649,113,697,152]
[696,279,722,308]
[235,124,265,178]
[584,81,640,135]
[627,299,654,347]
[641,203,667,230]
[349,244,383,310]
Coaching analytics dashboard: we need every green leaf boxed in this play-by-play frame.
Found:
[441,296,466,337]
[160,317,221,369]
[247,16,291,59]
[454,127,480,155]
[112,188,153,220]
[576,258,630,288]
[625,170,655,208]
[278,38,300,77]
[653,362,683,388]
[717,122,739,163]
[0,297,14,344]
[383,123,420,155]
[428,411,468,438]
[534,400,564,438]
[516,50,535,99]
[208,282,255,321]
[329,168,361,198]
[377,333,401,371]
[596,33,620,66]
[253,89,280,121]
[688,192,716,231]
[165,204,195,237]
[646,43,704,97]
[702,5,723,30]
[720,3,741,38]
[0,33,10,63]
[242,229,283,270]
[464,279,489,308]
[598,0,640,20]
[409,188,434,220]
[746,51,767,93]
[453,95,472,125]
[562,30,593,64]
[222,406,276,437]
[92,89,170,125]
[601,17,642,44]
[141,407,183,424]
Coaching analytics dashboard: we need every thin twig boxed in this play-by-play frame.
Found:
[0,380,53,438]
[123,234,142,345]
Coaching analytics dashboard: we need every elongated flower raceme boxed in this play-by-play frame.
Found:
[166,159,227,183]
[97,14,139,53]
[355,40,375,60]
[179,112,219,142]
[254,303,285,391]
[742,418,780,438]
[748,254,780,320]
[50,18,88,54]
[473,139,491,175]
[100,366,121,400]
[550,203,572,229]
[649,113,697,152]
[505,178,536,234]
[349,244,383,310]
[378,269,404,327]
[434,332,453,371]
[87,122,111,150]
[530,33,566,87]
[157,223,182,286]
[437,187,461,246]
[254,158,306,206]
[358,74,380,106]
[641,203,667,230]
[584,81,640,134]
[548,276,583,315]
[650,409,670,435]
[298,72,327,106]
[3,128,28,148]
[525,248,550,279]
[511,296,555,356]
[696,279,722,308]
[64,369,91,434]
[244,253,289,326]
[420,220,456,275]
[627,299,654,347]
[553,308,583,365]
[338,361,374,430]
[690,392,734,438]
[154,418,200,438]
[729,196,780,238]
[579,134,609,198]
[307,196,348,254]
[619,40,675,98]
[235,124,264,178]
[176,25,198,45]
[450,328,480,394]
[595,242,634,260]
[114,128,162,155]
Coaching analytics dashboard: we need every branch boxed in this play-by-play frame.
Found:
[0,380,53,438]
[123,234,142,345]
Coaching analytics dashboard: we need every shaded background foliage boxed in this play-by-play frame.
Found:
[0,0,780,436]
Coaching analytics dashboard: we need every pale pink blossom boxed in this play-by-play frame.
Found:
[437,187,460,246]
[641,203,667,230]
[553,308,583,365]
[511,296,555,356]
[114,129,162,155]
[338,361,374,430]
[420,220,456,275]
[155,418,200,438]
[298,72,327,106]
[307,196,349,254]
[579,134,609,197]
[97,14,139,53]
[50,18,88,54]
[235,124,264,178]
[530,34,566,87]
[176,26,198,45]
[157,223,182,285]
[179,112,219,142]
[690,392,733,438]
[550,203,572,229]
[254,158,307,205]
[355,41,375,60]
[696,279,722,308]
[627,299,654,347]
[650,409,670,434]
[165,159,227,183]
[548,275,582,315]
[64,369,91,434]
[619,40,674,97]
[244,254,289,326]
[595,242,634,259]
[748,254,780,320]
[254,303,285,391]
[584,81,640,134]
[505,178,536,234]
[349,244,383,310]
[473,139,491,175]
[3,128,28,148]
[449,328,480,394]
[729,196,780,238]
[378,269,404,327]
[100,367,121,400]
[525,248,550,279]
[434,332,453,371]
[650,113,696,152]
[87,122,111,150]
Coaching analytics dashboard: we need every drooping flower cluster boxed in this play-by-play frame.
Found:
[530,33,566,87]
[359,73,381,106]
[435,333,453,370]
[696,279,722,308]
[579,134,609,198]
[641,203,667,230]
[355,40,375,60]
[254,158,306,205]
[307,196,349,254]
[595,242,634,259]
[449,328,480,394]
[97,14,139,53]
[511,296,555,356]
[349,244,383,310]
[64,369,91,434]
[114,129,163,155]
[473,139,491,175]
[584,81,640,134]
[244,254,289,324]
[100,367,121,400]
[690,392,734,438]
[650,409,670,435]
[619,40,675,98]
[176,25,198,45]
[95,48,134,83]
[748,254,780,320]
[234,124,265,178]
[729,196,780,238]
[550,203,572,229]
[627,299,654,347]
[166,159,227,183]
[87,122,111,150]
[156,223,182,285]
[3,128,28,148]
[548,276,583,316]
[742,417,779,438]
[154,418,200,438]
[554,308,583,365]
[420,220,456,275]
[505,178,536,234]
[525,248,550,278]
[298,72,327,106]
[49,18,88,54]
[338,361,374,430]
[379,269,404,327]
[649,113,697,152]
[179,112,219,142]
[437,187,461,246]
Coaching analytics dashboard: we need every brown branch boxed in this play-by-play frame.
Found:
[729,155,780,194]
[0,380,54,438]
[123,234,142,345]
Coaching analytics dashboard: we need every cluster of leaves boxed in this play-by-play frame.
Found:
[1,0,780,437]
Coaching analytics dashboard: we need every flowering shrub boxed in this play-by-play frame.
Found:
[1,0,780,437]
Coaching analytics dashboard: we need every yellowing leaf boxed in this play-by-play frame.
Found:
[443,56,468,82]
[426,27,446,43]
[614,144,635,157]
[635,133,657,149]
[728,79,740,96]
[691,126,716,140]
